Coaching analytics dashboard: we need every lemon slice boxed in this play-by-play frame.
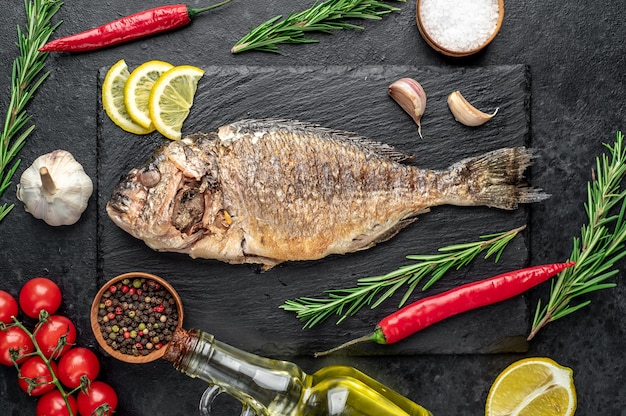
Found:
[149,65,204,141]
[102,59,153,135]
[485,357,576,416]
[124,60,174,129]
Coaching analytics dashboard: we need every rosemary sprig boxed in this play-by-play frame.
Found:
[281,225,525,328]
[0,0,62,223]
[528,131,626,340]
[231,0,405,54]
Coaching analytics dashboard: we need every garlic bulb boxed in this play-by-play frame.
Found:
[447,90,498,127]
[388,78,427,138]
[16,150,93,226]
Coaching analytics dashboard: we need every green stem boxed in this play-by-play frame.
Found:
[188,0,233,17]
[11,316,75,416]
[314,331,380,357]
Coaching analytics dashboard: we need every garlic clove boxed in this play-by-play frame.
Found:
[388,78,427,138]
[16,150,93,226]
[447,90,498,127]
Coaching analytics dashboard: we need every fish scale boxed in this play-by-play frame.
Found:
[106,119,547,268]
[219,126,412,237]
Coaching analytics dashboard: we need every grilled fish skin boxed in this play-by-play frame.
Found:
[106,119,548,268]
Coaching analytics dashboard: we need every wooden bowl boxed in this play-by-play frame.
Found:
[90,272,184,364]
[416,0,504,57]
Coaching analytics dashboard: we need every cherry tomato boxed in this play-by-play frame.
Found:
[0,326,34,365]
[18,355,57,396]
[35,315,76,359]
[36,390,77,416]
[0,290,19,324]
[77,381,118,416]
[57,347,100,389]
[19,277,62,319]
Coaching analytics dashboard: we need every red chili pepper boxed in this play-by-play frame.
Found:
[39,0,232,53]
[315,261,575,356]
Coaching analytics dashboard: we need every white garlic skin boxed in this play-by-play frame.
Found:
[388,78,427,138]
[16,150,93,226]
[447,90,499,127]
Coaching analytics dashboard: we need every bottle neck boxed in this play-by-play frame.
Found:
[164,328,304,415]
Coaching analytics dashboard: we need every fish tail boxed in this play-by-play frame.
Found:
[441,147,549,210]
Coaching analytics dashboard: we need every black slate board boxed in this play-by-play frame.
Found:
[97,64,532,356]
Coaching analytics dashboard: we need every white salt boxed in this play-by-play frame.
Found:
[419,0,500,53]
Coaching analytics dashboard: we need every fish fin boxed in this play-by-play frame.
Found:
[369,217,420,246]
[229,119,417,163]
[351,212,427,252]
[343,135,417,164]
[443,147,550,210]
[246,255,283,271]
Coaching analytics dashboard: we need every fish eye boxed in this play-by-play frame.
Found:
[138,165,161,188]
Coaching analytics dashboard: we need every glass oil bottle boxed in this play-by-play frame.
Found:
[163,328,432,416]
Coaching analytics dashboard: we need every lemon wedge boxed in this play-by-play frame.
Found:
[149,65,204,141]
[124,60,174,130]
[485,357,577,416]
[101,59,153,135]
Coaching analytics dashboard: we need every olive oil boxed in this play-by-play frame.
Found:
[164,328,431,416]
[267,365,432,416]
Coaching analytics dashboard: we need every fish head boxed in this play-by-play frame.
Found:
[106,135,222,252]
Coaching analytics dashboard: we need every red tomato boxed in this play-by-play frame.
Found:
[77,381,118,416]
[19,277,62,318]
[57,347,100,389]
[0,326,34,365]
[35,315,76,359]
[36,390,77,416]
[18,355,57,396]
[0,290,19,324]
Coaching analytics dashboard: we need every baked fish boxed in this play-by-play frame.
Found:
[106,119,547,268]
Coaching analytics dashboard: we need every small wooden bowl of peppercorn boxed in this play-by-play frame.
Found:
[90,272,184,364]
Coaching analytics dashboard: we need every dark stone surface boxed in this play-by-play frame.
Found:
[99,64,532,357]
[0,1,625,415]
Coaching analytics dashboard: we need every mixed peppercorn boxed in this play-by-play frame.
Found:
[96,277,178,357]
